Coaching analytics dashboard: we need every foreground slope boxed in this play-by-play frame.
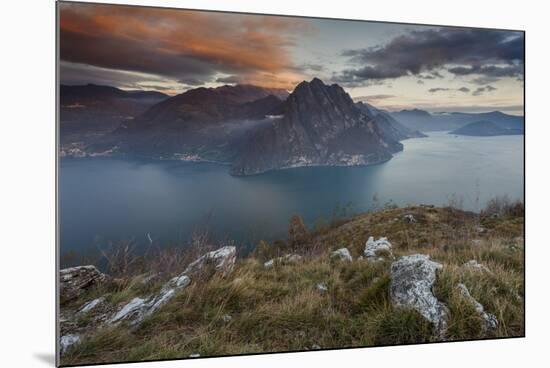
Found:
[59,203,524,365]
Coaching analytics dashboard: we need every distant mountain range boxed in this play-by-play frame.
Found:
[60,84,168,144]
[391,109,524,132]
[450,121,524,136]
[59,79,524,175]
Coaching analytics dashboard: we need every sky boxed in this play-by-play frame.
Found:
[59,2,524,115]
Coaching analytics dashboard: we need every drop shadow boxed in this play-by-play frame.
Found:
[34,353,56,366]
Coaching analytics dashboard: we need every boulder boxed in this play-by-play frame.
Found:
[331,248,353,262]
[183,246,236,276]
[456,283,498,332]
[364,236,393,261]
[222,314,232,323]
[60,334,80,355]
[390,254,448,336]
[60,265,108,302]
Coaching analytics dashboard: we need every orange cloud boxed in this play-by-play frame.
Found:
[59,3,309,89]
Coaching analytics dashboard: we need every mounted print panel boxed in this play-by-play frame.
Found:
[57,1,525,366]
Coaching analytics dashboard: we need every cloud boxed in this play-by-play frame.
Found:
[447,64,523,78]
[215,75,242,84]
[353,94,396,102]
[59,3,310,89]
[428,86,472,94]
[472,85,498,96]
[333,27,523,86]
[417,80,425,85]
[428,88,450,93]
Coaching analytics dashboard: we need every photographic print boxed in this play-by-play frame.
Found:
[57,1,525,366]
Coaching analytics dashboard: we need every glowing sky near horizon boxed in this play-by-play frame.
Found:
[59,2,524,115]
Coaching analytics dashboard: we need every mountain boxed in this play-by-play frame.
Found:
[390,109,445,131]
[390,108,524,132]
[356,102,427,140]
[96,84,289,161]
[449,121,524,136]
[436,111,524,130]
[230,78,403,176]
[60,84,169,144]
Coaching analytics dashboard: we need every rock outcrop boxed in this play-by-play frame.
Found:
[331,248,353,262]
[78,297,105,314]
[109,246,236,326]
[183,246,237,276]
[364,236,393,261]
[60,265,108,302]
[456,283,498,332]
[390,254,448,336]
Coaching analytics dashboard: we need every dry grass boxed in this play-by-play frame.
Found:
[60,203,524,366]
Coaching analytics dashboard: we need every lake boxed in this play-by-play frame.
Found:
[59,132,524,261]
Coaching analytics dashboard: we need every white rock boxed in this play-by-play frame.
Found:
[109,247,235,326]
[109,297,147,324]
[189,353,201,358]
[316,283,328,293]
[184,246,237,276]
[463,259,491,273]
[390,254,448,336]
[222,314,232,322]
[78,297,105,314]
[364,236,393,261]
[456,283,498,331]
[263,254,302,268]
[331,248,353,262]
[403,214,417,223]
[60,334,80,355]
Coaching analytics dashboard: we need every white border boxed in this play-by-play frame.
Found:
[2,1,548,367]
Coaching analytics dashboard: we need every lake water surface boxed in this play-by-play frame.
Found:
[59,132,523,259]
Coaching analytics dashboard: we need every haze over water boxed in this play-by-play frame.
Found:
[59,132,523,261]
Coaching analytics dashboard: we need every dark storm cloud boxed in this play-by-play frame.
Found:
[59,3,309,89]
[334,27,524,86]
[447,64,523,78]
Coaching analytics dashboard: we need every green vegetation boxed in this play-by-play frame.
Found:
[60,201,524,366]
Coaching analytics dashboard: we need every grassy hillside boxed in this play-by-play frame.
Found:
[60,201,524,366]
